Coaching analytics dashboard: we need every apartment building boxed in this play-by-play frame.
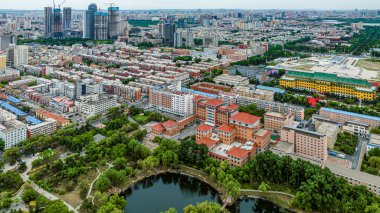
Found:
[27,118,57,137]
[319,107,380,129]
[0,68,20,83]
[114,84,142,101]
[35,108,70,127]
[281,126,328,162]
[75,94,118,116]
[190,82,231,95]
[0,120,27,149]
[280,70,376,101]
[237,96,305,121]
[264,112,295,132]
[194,97,238,126]
[149,89,194,117]
[214,74,249,86]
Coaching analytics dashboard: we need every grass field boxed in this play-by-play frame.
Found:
[132,114,149,124]
[292,64,314,71]
[355,59,380,71]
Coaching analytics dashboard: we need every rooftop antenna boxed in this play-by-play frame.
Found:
[53,0,55,8]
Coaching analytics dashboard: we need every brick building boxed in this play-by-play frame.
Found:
[264,112,294,132]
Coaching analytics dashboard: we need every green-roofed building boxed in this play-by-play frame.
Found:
[280,70,376,100]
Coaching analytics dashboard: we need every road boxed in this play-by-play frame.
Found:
[355,137,368,170]
[5,155,78,213]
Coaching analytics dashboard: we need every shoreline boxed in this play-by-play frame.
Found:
[111,165,298,211]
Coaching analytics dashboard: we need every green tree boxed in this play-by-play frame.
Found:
[3,147,21,165]
[0,139,4,151]
[258,182,271,192]
[183,201,227,213]
[42,200,70,213]
[21,188,38,203]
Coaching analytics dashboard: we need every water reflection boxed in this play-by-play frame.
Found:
[122,173,286,213]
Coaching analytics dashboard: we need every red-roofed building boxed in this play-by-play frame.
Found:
[196,137,218,149]
[230,112,261,142]
[195,124,213,141]
[151,123,165,135]
[226,146,255,167]
[195,98,238,126]
[216,124,236,145]
[150,116,195,137]
[162,120,180,136]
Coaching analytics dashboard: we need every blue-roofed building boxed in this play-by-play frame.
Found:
[25,116,43,125]
[181,87,218,98]
[320,107,380,129]
[256,85,285,95]
[6,96,21,104]
[0,102,27,116]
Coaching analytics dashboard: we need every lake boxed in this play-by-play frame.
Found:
[123,173,290,212]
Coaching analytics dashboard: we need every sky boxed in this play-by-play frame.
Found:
[1,0,380,10]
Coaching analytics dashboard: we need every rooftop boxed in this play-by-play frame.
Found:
[285,70,372,87]
[226,147,251,159]
[196,138,218,148]
[216,124,235,133]
[230,112,260,125]
[195,124,213,132]
[321,107,380,122]
[162,120,178,128]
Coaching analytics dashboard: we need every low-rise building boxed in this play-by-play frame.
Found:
[319,107,380,129]
[264,112,294,132]
[237,96,304,121]
[75,94,118,116]
[27,118,57,137]
[35,108,70,127]
[214,74,249,86]
[367,134,380,153]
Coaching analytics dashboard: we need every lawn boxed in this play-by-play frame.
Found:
[355,59,380,71]
[333,132,358,155]
[292,64,314,71]
[132,114,149,124]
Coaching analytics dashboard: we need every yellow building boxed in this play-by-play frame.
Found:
[280,70,376,101]
[0,54,6,69]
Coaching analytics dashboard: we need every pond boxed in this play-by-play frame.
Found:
[123,173,290,212]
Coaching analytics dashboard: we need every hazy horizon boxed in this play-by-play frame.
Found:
[1,0,380,10]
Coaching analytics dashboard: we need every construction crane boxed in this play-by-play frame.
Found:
[58,0,67,9]
[104,3,115,8]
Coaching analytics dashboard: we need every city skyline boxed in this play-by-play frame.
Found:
[1,0,380,10]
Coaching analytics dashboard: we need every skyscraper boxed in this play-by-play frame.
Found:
[108,7,120,40]
[52,8,63,38]
[174,31,183,48]
[13,45,29,68]
[44,7,53,38]
[84,3,97,39]
[159,22,176,47]
[63,7,72,30]
[95,12,109,40]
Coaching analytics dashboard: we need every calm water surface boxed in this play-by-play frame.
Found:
[123,173,289,213]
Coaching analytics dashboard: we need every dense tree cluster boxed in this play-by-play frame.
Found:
[334,132,358,155]
[17,38,113,46]
[362,148,380,176]
[80,192,126,213]
[227,151,380,212]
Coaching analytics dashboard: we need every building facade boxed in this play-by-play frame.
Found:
[319,107,380,129]
[281,126,328,162]
[280,70,376,101]
[264,112,294,132]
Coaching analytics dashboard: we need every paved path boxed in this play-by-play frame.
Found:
[15,155,78,213]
